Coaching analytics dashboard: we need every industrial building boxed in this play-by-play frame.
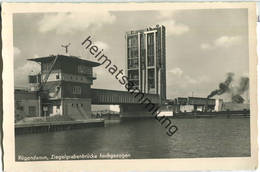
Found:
[125,25,166,100]
[172,97,218,113]
[171,96,249,113]
[15,89,39,122]
[15,55,100,120]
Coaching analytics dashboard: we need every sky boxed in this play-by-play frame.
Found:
[13,9,249,100]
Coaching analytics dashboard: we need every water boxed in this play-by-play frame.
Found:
[15,117,250,160]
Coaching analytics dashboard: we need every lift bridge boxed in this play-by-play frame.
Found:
[91,88,161,117]
[91,88,160,104]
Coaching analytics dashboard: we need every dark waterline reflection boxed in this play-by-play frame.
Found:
[15,118,250,160]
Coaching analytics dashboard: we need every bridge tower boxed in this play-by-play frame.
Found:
[28,54,100,119]
[125,25,166,100]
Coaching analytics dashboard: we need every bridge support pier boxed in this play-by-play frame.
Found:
[120,103,160,118]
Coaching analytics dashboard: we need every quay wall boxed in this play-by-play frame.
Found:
[119,104,158,118]
[15,120,104,135]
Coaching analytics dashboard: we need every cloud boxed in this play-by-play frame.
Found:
[167,69,211,98]
[184,75,197,84]
[14,47,21,57]
[33,54,39,59]
[14,61,41,86]
[17,61,40,75]
[94,41,109,50]
[93,66,107,76]
[92,67,125,91]
[157,10,189,36]
[168,68,210,86]
[200,43,212,50]
[158,10,176,19]
[38,12,116,34]
[242,72,249,78]
[214,36,242,48]
[170,67,183,77]
[184,75,210,85]
[201,36,242,50]
[160,20,189,36]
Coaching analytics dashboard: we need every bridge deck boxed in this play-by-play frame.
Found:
[91,88,160,104]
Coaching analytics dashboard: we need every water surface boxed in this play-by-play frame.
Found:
[15,117,250,160]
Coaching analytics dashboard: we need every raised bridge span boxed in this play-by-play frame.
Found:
[91,88,161,118]
[91,88,161,105]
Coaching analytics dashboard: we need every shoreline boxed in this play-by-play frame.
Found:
[15,119,104,135]
[15,111,250,134]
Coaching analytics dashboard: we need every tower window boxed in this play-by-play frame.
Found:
[56,74,60,79]
[72,86,82,94]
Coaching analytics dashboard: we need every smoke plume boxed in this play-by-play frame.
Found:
[237,77,249,95]
[207,72,234,98]
[207,73,249,103]
[232,95,244,103]
[231,76,249,103]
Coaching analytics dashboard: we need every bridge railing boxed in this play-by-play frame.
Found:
[91,88,160,104]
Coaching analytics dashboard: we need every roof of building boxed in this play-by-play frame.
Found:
[188,97,215,101]
[126,25,165,35]
[15,89,38,100]
[28,54,101,67]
